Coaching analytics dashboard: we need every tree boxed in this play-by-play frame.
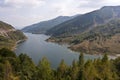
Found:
[18,54,36,80]
[95,54,117,80]
[84,60,98,80]
[70,60,79,80]
[57,59,68,80]
[78,53,84,67]
[113,57,120,79]
[0,48,16,58]
[36,57,53,80]
[4,60,19,80]
[102,53,108,63]
[78,53,85,80]
[1,48,120,80]
[0,63,4,80]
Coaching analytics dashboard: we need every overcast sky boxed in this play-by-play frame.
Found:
[0,0,120,29]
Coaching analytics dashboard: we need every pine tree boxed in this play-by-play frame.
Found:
[37,57,53,80]
[18,54,36,80]
[77,53,85,80]
[84,60,98,80]
[4,60,19,80]
[113,57,120,79]
[78,53,84,67]
[70,60,79,80]
[57,59,68,80]
[96,54,117,80]
[102,53,108,63]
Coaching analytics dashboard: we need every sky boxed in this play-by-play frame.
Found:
[0,0,120,29]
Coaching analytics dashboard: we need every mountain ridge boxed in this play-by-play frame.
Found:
[46,6,120,37]
[46,6,120,54]
[22,15,78,34]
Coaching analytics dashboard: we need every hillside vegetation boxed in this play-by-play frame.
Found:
[46,6,120,55]
[0,21,27,50]
[0,48,120,80]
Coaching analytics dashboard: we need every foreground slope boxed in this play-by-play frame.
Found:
[0,49,120,80]
[0,21,27,50]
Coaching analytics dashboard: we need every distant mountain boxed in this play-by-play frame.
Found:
[47,19,120,54]
[46,6,120,37]
[0,21,27,50]
[22,15,78,34]
[46,6,120,54]
[69,19,120,54]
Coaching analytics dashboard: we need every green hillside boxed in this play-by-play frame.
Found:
[0,21,27,50]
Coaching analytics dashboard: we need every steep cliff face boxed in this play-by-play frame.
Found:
[0,21,27,50]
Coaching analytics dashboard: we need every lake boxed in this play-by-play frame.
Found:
[15,33,101,68]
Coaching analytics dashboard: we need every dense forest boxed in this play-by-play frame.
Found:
[0,48,120,80]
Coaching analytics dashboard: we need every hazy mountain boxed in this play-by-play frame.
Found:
[46,6,120,37]
[22,15,78,34]
[0,21,27,50]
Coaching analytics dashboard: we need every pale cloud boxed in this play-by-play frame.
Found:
[1,0,45,8]
[51,0,80,15]
[0,0,120,29]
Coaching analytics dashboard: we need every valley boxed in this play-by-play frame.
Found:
[0,3,120,80]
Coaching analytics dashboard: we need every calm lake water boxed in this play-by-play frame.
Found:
[15,33,101,68]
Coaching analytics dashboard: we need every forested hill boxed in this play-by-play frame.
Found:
[69,19,120,54]
[22,15,78,34]
[46,6,120,54]
[0,21,27,50]
[46,6,120,37]
[0,48,120,80]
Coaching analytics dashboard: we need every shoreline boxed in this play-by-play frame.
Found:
[108,54,120,59]
[46,37,120,59]
[12,39,27,51]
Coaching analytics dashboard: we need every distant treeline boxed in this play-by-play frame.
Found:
[0,48,120,80]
